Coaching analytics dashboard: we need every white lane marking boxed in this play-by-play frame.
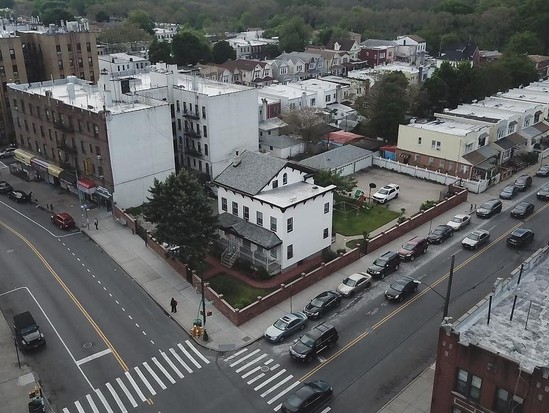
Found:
[169,347,192,374]
[86,394,100,413]
[224,348,247,361]
[161,350,184,379]
[261,375,294,398]
[94,389,114,413]
[74,401,85,413]
[135,323,139,328]
[116,378,138,408]
[185,340,210,364]
[105,382,127,413]
[319,408,332,412]
[142,331,147,336]
[241,366,261,379]
[134,366,156,396]
[265,359,273,365]
[77,257,81,262]
[236,353,267,373]
[267,381,301,405]
[230,348,261,367]
[143,361,166,390]
[254,369,286,391]
[269,363,280,371]
[177,343,201,369]
[152,356,176,384]
[76,348,112,366]
[128,315,133,320]
[125,371,147,403]
[62,408,70,413]
[247,373,265,385]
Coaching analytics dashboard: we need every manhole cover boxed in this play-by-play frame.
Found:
[261,366,269,372]
[83,342,93,349]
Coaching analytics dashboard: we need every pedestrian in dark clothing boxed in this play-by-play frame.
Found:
[94,218,98,230]
[170,298,178,313]
[50,204,54,211]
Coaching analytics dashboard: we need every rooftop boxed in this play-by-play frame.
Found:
[259,84,317,100]
[473,96,540,113]
[254,180,334,208]
[448,104,515,123]
[300,145,372,170]
[406,118,489,136]
[259,134,302,149]
[501,88,549,105]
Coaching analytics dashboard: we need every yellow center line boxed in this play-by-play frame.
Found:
[300,203,547,382]
[0,220,128,372]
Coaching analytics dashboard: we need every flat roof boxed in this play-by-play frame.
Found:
[449,104,515,122]
[259,84,317,100]
[255,181,333,208]
[501,89,549,105]
[405,118,488,136]
[173,72,254,96]
[473,96,540,112]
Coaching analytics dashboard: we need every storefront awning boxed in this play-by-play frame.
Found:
[77,178,96,194]
[47,164,63,178]
[95,186,112,198]
[31,158,49,172]
[14,149,35,166]
[59,170,77,185]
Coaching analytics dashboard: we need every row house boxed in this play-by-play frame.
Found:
[226,37,276,60]
[394,35,427,65]
[326,39,361,60]
[197,64,233,83]
[358,39,397,67]
[216,59,274,87]
[271,52,327,83]
[304,47,352,76]
[213,150,335,274]
[436,43,481,68]
[258,97,285,138]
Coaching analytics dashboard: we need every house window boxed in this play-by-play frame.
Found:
[478,136,486,146]
[257,211,263,226]
[202,106,206,118]
[270,249,277,259]
[414,153,420,162]
[439,159,445,169]
[270,216,277,232]
[243,206,249,221]
[323,228,329,239]
[431,140,441,151]
[221,197,227,211]
[496,128,505,139]
[272,180,278,189]
[456,369,481,401]
[287,217,293,233]
[465,143,474,153]
[203,125,207,137]
[324,202,330,214]
[524,117,531,128]
[428,157,434,165]
[232,201,238,216]
[287,244,293,259]
[283,173,287,185]
[204,144,208,156]
[493,387,523,413]
[417,137,422,145]
[311,98,316,106]
[460,165,470,174]
[507,123,515,134]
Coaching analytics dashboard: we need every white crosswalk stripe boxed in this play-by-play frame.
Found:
[235,353,267,373]
[223,348,247,362]
[62,408,70,413]
[105,382,127,413]
[86,394,100,413]
[74,401,85,413]
[161,350,184,379]
[124,371,147,403]
[134,366,156,396]
[241,365,262,379]
[185,339,210,364]
[116,377,138,408]
[230,348,261,367]
[178,343,201,369]
[267,381,301,405]
[94,389,114,413]
[261,375,294,398]
[143,361,167,390]
[247,373,265,385]
[170,347,193,373]
[254,369,286,391]
[152,356,176,384]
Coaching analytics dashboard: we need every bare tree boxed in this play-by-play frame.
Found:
[280,107,327,143]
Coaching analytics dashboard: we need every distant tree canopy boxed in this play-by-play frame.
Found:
[96,21,152,44]
[281,107,326,143]
[95,10,109,22]
[276,17,312,52]
[172,29,212,66]
[128,9,155,35]
[148,39,172,64]
[212,40,236,64]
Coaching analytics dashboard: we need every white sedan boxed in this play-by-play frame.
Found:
[446,214,471,231]
[337,272,372,297]
[462,229,490,250]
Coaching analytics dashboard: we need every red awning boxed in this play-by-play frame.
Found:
[77,178,96,194]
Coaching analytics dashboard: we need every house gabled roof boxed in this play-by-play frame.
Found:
[360,39,397,48]
[328,39,357,51]
[440,43,479,61]
[399,35,426,43]
[220,59,268,72]
[299,145,373,170]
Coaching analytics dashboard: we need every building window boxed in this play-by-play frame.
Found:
[270,216,277,232]
[243,206,249,221]
[283,173,287,185]
[324,202,330,214]
[232,201,238,216]
[455,369,482,401]
[272,180,278,189]
[465,143,473,153]
[493,387,523,413]
[507,123,515,134]
[428,157,434,165]
[287,217,293,233]
[221,197,227,211]
[257,211,263,226]
[431,140,441,151]
[496,127,505,139]
[202,106,206,118]
[55,45,61,54]
[478,136,486,146]
[287,244,293,259]
[323,228,329,239]
[270,249,277,259]
[417,137,422,145]
[460,164,469,174]
[204,144,208,156]
[203,125,207,137]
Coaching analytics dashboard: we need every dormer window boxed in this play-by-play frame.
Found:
[272,180,279,189]
[283,173,287,185]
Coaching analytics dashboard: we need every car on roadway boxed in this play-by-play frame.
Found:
[51,212,76,229]
[0,180,13,194]
[366,251,401,279]
[446,214,471,231]
[372,183,399,204]
[8,189,30,203]
[384,277,420,302]
[462,229,490,250]
[427,224,454,244]
[537,183,549,200]
[536,165,549,177]
[336,272,372,297]
[476,199,502,218]
[510,202,534,219]
[303,291,341,319]
[506,228,535,248]
[281,380,333,413]
[264,312,308,343]
[398,236,429,261]
[289,323,338,362]
[514,174,532,191]
[0,147,15,158]
[499,184,519,199]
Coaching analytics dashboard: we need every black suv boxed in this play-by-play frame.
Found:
[514,175,532,191]
[367,251,401,279]
[290,323,339,362]
[476,199,502,218]
[13,311,46,350]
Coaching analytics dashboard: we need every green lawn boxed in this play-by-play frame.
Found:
[333,202,400,236]
[207,273,275,309]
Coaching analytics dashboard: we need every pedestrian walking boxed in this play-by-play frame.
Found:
[50,204,54,211]
[170,297,178,313]
[94,218,98,230]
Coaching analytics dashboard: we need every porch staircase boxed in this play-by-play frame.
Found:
[221,248,239,268]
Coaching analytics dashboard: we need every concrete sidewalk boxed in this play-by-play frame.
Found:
[0,160,543,412]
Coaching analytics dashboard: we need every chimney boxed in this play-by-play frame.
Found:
[104,90,113,107]
[66,82,75,101]
[262,98,268,121]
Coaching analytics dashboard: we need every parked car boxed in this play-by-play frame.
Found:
[514,174,532,191]
[264,312,308,343]
[0,147,15,158]
[499,184,519,200]
[281,380,333,413]
[427,224,454,244]
[510,202,534,219]
[384,277,420,302]
[536,165,549,177]
[289,323,339,362]
[303,291,341,319]
[366,251,401,279]
[336,272,372,297]
[8,190,30,203]
[462,229,490,250]
[0,180,13,194]
[13,311,45,350]
[476,199,502,218]
[50,212,76,229]
[537,183,549,200]
[398,236,429,261]
[372,183,399,204]
[506,228,535,248]
[446,214,471,231]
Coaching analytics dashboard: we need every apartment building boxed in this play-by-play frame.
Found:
[98,52,150,75]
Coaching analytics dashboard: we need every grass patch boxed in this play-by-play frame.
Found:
[208,273,275,309]
[333,202,400,236]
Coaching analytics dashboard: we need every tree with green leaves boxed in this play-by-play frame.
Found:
[313,170,357,195]
[505,31,544,55]
[142,170,218,269]
[96,22,152,45]
[149,39,172,64]
[278,17,312,52]
[172,29,212,66]
[128,9,155,35]
[212,40,236,64]
[95,10,110,23]
[281,107,326,143]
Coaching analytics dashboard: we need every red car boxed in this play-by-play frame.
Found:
[51,212,76,229]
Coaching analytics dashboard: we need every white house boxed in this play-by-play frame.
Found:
[98,53,150,75]
[214,151,335,274]
[259,135,305,159]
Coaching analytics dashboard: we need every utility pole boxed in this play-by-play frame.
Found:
[442,255,455,319]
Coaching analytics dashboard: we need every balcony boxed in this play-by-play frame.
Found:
[184,127,201,139]
[57,142,77,154]
[183,109,200,120]
[186,147,204,158]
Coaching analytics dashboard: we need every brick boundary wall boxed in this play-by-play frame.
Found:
[112,205,137,233]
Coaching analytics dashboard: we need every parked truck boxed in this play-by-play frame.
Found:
[13,311,46,350]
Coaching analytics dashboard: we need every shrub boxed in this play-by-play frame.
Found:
[255,266,271,280]
[336,248,346,254]
[322,247,338,262]
[398,216,408,224]
[420,200,437,211]
[519,152,539,165]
